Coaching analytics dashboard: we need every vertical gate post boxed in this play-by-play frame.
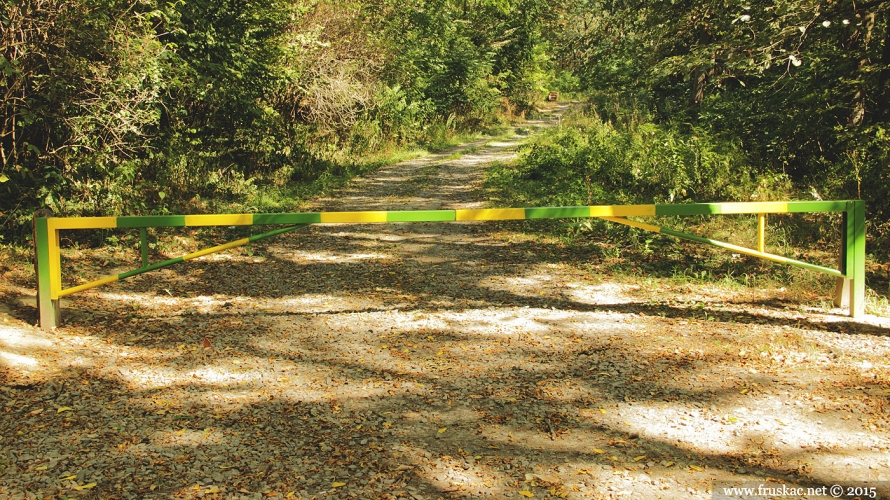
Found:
[844,200,866,318]
[33,211,60,330]
[757,213,766,253]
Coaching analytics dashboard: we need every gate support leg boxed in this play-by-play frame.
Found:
[843,200,866,318]
[34,211,60,330]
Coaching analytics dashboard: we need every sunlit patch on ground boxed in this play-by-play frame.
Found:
[2,111,889,499]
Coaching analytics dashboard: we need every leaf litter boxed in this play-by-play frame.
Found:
[1,106,890,498]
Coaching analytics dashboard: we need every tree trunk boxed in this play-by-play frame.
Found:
[850,12,876,126]
[877,9,890,121]
[689,67,707,106]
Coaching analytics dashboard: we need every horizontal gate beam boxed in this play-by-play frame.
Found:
[33,201,866,330]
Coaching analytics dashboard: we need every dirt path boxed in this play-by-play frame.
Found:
[2,106,890,499]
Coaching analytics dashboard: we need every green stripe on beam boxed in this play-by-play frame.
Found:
[785,201,848,213]
[387,210,456,222]
[118,215,187,228]
[525,206,591,219]
[655,204,722,216]
[253,213,322,224]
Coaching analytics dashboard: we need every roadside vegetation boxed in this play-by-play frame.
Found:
[1,0,889,313]
[486,106,890,316]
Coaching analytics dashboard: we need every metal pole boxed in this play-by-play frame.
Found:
[848,200,866,317]
[34,210,60,330]
[757,213,766,253]
[57,224,310,298]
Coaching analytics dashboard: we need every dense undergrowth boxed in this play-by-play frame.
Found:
[486,106,890,316]
[1,0,550,243]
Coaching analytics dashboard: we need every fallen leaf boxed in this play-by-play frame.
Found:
[56,407,73,413]
[592,448,605,454]
[689,464,704,472]
[633,455,646,462]
[202,337,212,348]
[438,427,447,433]
[73,482,97,491]
[332,482,346,488]
[60,475,77,481]
[518,490,535,498]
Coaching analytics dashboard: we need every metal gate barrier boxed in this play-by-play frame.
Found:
[33,200,866,330]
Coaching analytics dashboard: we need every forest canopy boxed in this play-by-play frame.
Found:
[2,0,889,252]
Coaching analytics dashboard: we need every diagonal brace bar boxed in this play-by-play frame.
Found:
[55,223,310,299]
[600,217,846,278]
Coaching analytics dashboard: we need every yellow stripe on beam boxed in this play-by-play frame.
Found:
[182,237,251,261]
[48,217,118,230]
[184,214,254,226]
[320,211,389,223]
[600,217,662,233]
[718,202,788,214]
[58,275,120,299]
[455,208,526,221]
[590,205,656,217]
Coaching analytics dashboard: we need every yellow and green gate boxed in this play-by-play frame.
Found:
[33,200,866,330]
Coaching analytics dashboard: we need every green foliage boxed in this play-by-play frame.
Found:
[1,0,167,235]
[5,0,886,264]
[1,0,562,242]
[494,110,780,209]
[545,0,890,257]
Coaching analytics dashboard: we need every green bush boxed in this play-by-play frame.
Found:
[503,111,781,209]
